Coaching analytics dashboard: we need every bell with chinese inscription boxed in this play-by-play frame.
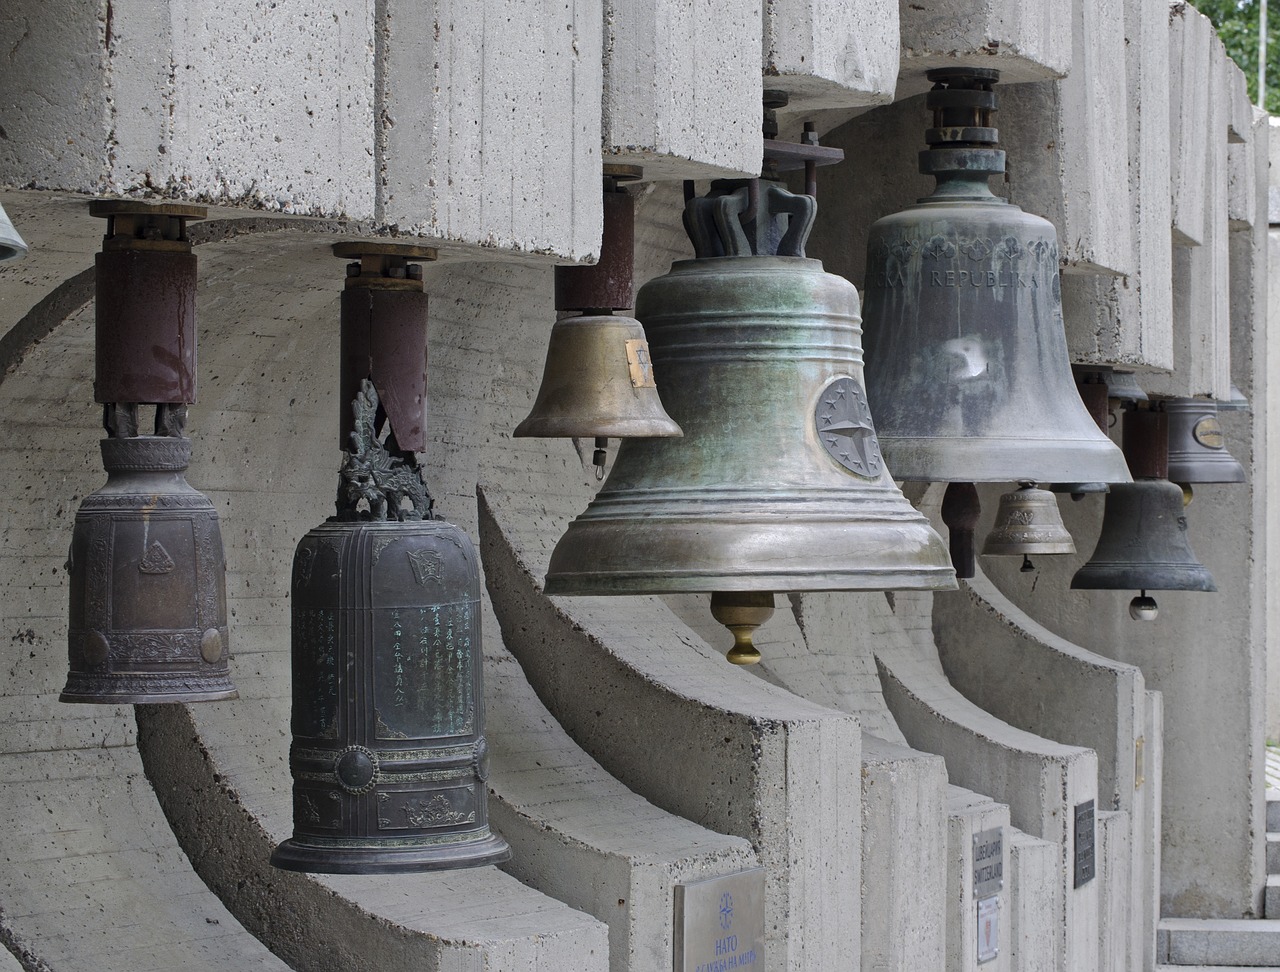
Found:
[860,69,1130,487]
[62,436,234,703]
[273,243,507,873]
[544,179,955,624]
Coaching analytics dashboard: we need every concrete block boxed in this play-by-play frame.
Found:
[1269,834,1280,873]
[1061,0,1173,371]
[379,0,603,262]
[1008,829,1061,972]
[602,0,761,179]
[1169,2,1213,246]
[1266,876,1280,918]
[897,0,1071,96]
[1269,790,1280,832]
[1139,691,1165,972]
[764,0,899,112]
[946,787,1011,972]
[1225,51,1252,145]
[1158,917,1280,966]
[1096,810,1132,972]
[997,0,1133,277]
[861,735,949,971]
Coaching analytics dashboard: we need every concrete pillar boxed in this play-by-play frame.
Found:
[765,0,899,111]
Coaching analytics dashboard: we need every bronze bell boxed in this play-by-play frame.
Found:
[272,245,508,874]
[982,483,1075,570]
[544,173,956,663]
[516,166,682,475]
[860,69,1130,487]
[1071,406,1215,620]
[63,201,236,704]
[1162,398,1245,487]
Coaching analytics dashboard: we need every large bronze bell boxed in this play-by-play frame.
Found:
[63,201,235,704]
[1071,406,1215,620]
[1162,398,1245,487]
[860,69,1130,486]
[272,245,508,874]
[516,167,681,473]
[544,178,956,619]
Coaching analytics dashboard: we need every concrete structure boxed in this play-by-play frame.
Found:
[0,2,1274,972]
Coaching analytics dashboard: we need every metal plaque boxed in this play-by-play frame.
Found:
[976,895,999,964]
[674,868,765,972]
[972,827,1004,898]
[625,338,657,388]
[1074,800,1096,888]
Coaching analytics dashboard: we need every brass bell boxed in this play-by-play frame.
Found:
[982,483,1075,571]
[1071,406,1215,620]
[272,245,509,874]
[516,167,681,474]
[860,69,1131,487]
[544,176,956,658]
[1162,398,1245,487]
[63,202,235,704]
[0,201,28,263]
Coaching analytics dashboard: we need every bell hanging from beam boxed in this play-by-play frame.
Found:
[63,202,236,704]
[1161,398,1245,491]
[1049,367,1116,500]
[1071,404,1216,621]
[982,482,1075,572]
[859,68,1131,488]
[515,165,682,477]
[544,103,956,664]
[272,243,509,874]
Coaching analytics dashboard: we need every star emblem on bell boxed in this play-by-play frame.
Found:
[814,376,882,478]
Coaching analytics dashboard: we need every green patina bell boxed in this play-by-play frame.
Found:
[860,69,1131,487]
[544,178,956,660]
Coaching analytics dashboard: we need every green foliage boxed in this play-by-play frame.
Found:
[1191,0,1280,113]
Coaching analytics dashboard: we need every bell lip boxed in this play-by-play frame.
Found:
[59,686,238,704]
[512,416,684,438]
[1165,461,1246,485]
[1069,568,1217,593]
[982,540,1075,557]
[270,832,511,874]
[877,436,1133,485]
[544,568,959,596]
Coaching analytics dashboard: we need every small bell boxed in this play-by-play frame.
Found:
[516,166,682,477]
[0,201,28,263]
[63,201,235,704]
[982,483,1075,568]
[1161,398,1245,487]
[272,245,509,874]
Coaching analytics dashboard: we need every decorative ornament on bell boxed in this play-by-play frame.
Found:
[63,201,235,704]
[544,96,956,664]
[515,165,681,479]
[1071,404,1216,621]
[271,244,509,874]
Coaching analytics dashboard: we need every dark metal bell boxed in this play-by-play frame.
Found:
[982,483,1075,557]
[1069,480,1216,595]
[1162,398,1245,486]
[273,244,508,873]
[544,181,955,598]
[62,436,235,703]
[860,69,1130,486]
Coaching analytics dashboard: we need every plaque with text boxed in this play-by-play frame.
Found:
[1074,799,1096,888]
[977,895,999,964]
[674,868,765,972]
[972,827,1004,899]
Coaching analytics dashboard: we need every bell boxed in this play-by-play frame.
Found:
[0,201,28,263]
[1106,370,1148,404]
[982,483,1075,567]
[1162,398,1245,486]
[1218,383,1249,412]
[63,201,235,704]
[62,436,234,703]
[544,177,956,629]
[1071,406,1216,619]
[516,166,682,473]
[272,245,508,873]
[860,69,1130,486]
[1051,367,1115,499]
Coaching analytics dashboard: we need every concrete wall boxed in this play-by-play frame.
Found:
[0,0,1271,969]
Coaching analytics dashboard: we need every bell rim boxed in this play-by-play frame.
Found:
[512,415,684,438]
[544,565,958,596]
[59,685,238,704]
[270,831,511,874]
[875,436,1133,484]
[1069,567,1217,593]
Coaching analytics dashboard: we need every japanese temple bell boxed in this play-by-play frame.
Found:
[1072,405,1216,621]
[544,108,956,663]
[515,165,681,476]
[272,243,509,874]
[860,69,1131,488]
[63,202,235,704]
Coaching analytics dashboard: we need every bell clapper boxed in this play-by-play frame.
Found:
[1129,591,1159,622]
[1020,554,1035,573]
[710,591,776,666]
[593,436,608,480]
